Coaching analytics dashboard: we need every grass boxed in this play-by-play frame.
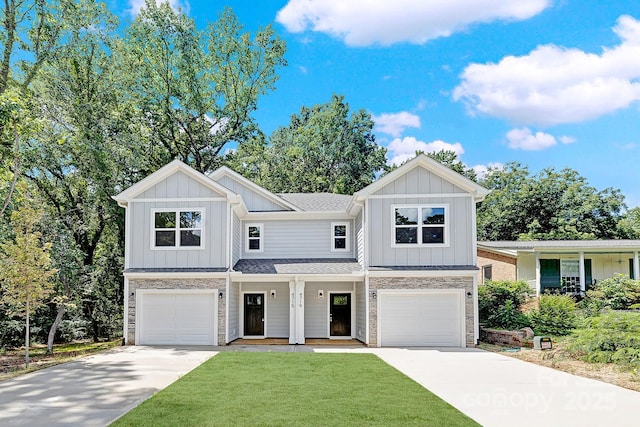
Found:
[0,340,122,381]
[112,352,479,427]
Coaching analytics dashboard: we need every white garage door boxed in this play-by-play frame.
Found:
[379,291,463,347]
[138,291,216,345]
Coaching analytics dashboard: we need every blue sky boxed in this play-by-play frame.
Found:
[118,1,640,208]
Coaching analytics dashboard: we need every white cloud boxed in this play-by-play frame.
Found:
[373,112,421,137]
[472,162,504,179]
[387,137,464,165]
[298,65,308,74]
[506,128,558,151]
[453,15,640,126]
[559,136,576,145]
[276,0,549,46]
[127,0,189,16]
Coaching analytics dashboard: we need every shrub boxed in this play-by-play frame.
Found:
[479,280,531,325]
[486,300,530,330]
[583,274,640,311]
[565,312,640,367]
[528,294,577,336]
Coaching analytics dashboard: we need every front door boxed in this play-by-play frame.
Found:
[330,293,351,336]
[244,294,264,336]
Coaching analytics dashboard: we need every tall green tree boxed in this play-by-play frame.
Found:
[230,94,388,194]
[122,1,286,173]
[478,163,626,241]
[0,200,56,366]
[618,207,640,239]
[24,1,128,342]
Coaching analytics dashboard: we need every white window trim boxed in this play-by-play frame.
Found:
[390,204,450,248]
[330,222,350,252]
[150,208,205,250]
[245,223,264,253]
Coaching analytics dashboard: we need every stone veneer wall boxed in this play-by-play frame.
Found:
[128,278,226,345]
[368,276,475,347]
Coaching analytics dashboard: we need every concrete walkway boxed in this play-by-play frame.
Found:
[317,347,640,427]
[0,346,217,426]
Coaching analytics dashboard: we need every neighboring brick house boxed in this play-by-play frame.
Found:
[477,241,640,295]
[114,154,490,347]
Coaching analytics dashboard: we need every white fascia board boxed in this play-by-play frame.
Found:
[113,160,237,204]
[355,154,490,202]
[243,211,355,221]
[209,166,300,212]
[124,271,228,279]
[367,269,478,278]
[476,245,519,258]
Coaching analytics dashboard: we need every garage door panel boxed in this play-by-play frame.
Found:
[138,292,216,345]
[380,292,462,347]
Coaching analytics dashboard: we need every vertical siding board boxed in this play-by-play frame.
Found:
[304,282,354,338]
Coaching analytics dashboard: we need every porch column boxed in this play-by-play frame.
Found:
[288,281,296,344]
[535,252,541,297]
[579,251,586,293]
[295,279,306,344]
[634,251,639,281]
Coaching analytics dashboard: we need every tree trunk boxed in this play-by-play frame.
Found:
[25,299,30,368]
[46,304,66,355]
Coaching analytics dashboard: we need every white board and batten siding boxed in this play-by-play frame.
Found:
[227,283,241,342]
[241,219,355,259]
[355,283,366,342]
[232,211,241,267]
[137,290,217,345]
[128,171,228,269]
[369,166,475,267]
[355,211,364,267]
[378,290,465,347]
[215,175,288,212]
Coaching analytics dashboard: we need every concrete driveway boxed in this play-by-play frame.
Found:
[318,347,640,427]
[0,346,217,426]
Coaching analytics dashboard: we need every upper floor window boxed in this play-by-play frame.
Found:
[392,205,448,247]
[153,209,203,249]
[246,223,263,252]
[331,222,349,252]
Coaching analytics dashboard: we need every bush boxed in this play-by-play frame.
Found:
[479,280,531,325]
[486,300,530,330]
[582,274,640,311]
[565,312,640,367]
[528,294,577,336]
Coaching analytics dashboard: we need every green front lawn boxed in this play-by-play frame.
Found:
[112,352,478,427]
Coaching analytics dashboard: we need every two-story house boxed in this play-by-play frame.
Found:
[113,154,489,347]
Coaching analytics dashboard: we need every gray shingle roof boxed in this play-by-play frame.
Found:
[478,240,640,251]
[369,265,479,271]
[277,193,353,212]
[233,258,362,274]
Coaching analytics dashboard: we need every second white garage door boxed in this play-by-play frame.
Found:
[378,291,464,347]
[137,291,216,345]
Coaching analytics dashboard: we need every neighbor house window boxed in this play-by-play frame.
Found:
[392,205,448,246]
[153,209,203,249]
[331,222,349,252]
[561,259,580,293]
[246,224,263,252]
[482,265,493,283]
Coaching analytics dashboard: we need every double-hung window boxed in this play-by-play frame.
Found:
[331,222,349,252]
[393,205,448,246]
[246,224,263,252]
[153,209,203,249]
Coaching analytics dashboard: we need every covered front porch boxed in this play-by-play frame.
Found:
[478,240,640,296]
[226,258,366,345]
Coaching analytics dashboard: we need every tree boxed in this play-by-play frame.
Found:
[478,163,626,241]
[230,94,388,194]
[618,207,640,239]
[0,200,56,366]
[121,1,286,173]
